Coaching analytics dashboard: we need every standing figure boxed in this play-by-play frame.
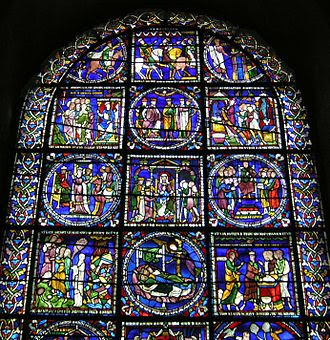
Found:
[102,166,117,202]
[177,97,189,138]
[144,178,155,221]
[54,166,71,208]
[274,249,292,309]
[268,170,281,213]
[51,245,67,296]
[62,101,76,143]
[72,167,89,214]
[257,168,270,215]
[98,101,115,141]
[72,253,86,307]
[163,97,176,140]
[130,177,145,221]
[143,97,162,137]
[208,38,229,75]
[221,249,243,310]
[91,174,106,216]
[136,97,148,136]
[156,173,175,219]
[243,251,261,310]
[82,166,93,213]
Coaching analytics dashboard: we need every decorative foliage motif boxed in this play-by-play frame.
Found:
[168,12,235,37]
[233,33,294,82]
[68,37,127,83]
[277,86,311,150]
[297,232,330,317]
[0,319,23,340]
[18,87,55,148]
[132,29,199,81]
[307,322,330,340]
[49,88,125,148]
[122,322,209,339]
[206,88,281,148]
[125,155,203,226]
[36,32,99,84]
[29,319,115,338]
[211,232,298,316]
[214,321,303,339]
[0,230,32,314]
[128,87,202,150]
[121,231,207,316]
[208,154,290,228]
[95,10,166,39]
[39,153,122,227]
[204,36,263,82]
[32,231,118,315]
[7,153,42,225]
[289,154,324,228]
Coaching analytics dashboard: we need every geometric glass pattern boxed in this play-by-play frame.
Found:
[0,10,328,339]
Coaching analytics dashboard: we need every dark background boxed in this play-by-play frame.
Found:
[0,0,329,220]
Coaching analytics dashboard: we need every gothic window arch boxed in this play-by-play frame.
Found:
[0,10,328,339]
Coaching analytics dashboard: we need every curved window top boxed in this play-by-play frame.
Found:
[1,10,328,340]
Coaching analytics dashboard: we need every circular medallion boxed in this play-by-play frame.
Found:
[209,155,287,227]
[69,36,126,82]
[129,87,201,149]
[122,232,206,315]
[204,37,263,82]
[42,154,121,227]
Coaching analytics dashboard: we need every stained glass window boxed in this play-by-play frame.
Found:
[1,10,328,339]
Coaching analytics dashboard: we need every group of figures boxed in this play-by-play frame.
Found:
[34,232,117,314]
[204,37,262,82]
[29,320,115,339]
[129,88,201,149]
[215,321,302,339]
[51,89,123,147]
[42,155,120,227]
[123,322,208,340]
[207,89,279,148]
[209,155,288,228]
[133,30,199,81]
[122,232,206,316]
[68,37,126,82]
[127,157,202,225]
[212,233,296,315]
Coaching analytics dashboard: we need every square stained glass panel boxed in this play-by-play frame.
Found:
[49,87,125,149]
[124,155,204,227]
[210,232,299,316]
[31,231,118,315]
[121,231,208,317]
[205,87,281,149]
[132,29,200,82]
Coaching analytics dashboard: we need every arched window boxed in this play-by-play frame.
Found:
[0,10,328,339]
